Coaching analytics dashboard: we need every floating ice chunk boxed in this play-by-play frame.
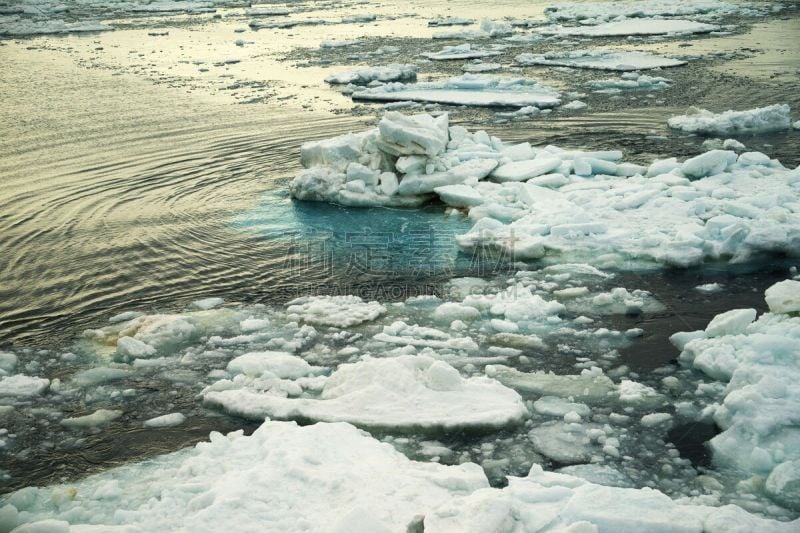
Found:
[377,112,449,157]
[325,64,417,85]
[486,365,615,401]
[429,16,474,27]
[704,308,756,337]
[204,355,527,429]
[434,184,486,207]
[60,409,122,430]
[0,352,17,375]
[680,149,737,179]
[432,19,513,40]
[286,295,386,327]
[189,297,224,310]
[764,280,800,314]
[588,73,671,91]
[227,351,320,379]
[72,367,132,387]
[397,159,498,195]
[766,460,800,509]
[695,282,723,294]
[516,49,686,71]
[563,100,587,110]
[116,336,157,361]
[426,463,799,531]
[529,421,601,464]
[432,302,482,322]
[143,413,186,428]
[640,412,673,428]
[668,104,792,135]
[108,311,144,323]
[422,43,502,60]
[0,375,49,398]
[540,19,719,37]
[618,380,662,405]
[353,74,562,109]
[533,396,591,417]
[5,421,489,532]
[0,19,111,37]
[492,156,563,182]
[342,14,376,23]
[794,120,800,130]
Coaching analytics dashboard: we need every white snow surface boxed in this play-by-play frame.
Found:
[668,104,793,135]
[516,49,687,71]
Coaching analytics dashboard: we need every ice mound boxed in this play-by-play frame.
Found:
[285,295,386,327]
[540,18,719,37]
[203,355,528,429]
[673,280,800,509]
[325,64,417,85]
[2,420,489,531]
[424,465,799,532]
[244,7,290,16]
[668,104,793,136]
[428,16,474,27]
[0,375,50,398]
[290,112,800,268]
[516,49,687,71]
[352,74,562,108]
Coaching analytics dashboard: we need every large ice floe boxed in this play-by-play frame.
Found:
[672,280,800,511]
[668,104,794,136]
[421,43,503,60]
[350,74,561,110]
[543,0,773,23]
[539,18,720,37]
[290,111,800,268]
[516,49,687,71]
[5,420,798,532]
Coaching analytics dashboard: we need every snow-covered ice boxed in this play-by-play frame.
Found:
[588,73,672,92]
[517,49,687,71]
[543,0,769,23]
[668,104,793,135]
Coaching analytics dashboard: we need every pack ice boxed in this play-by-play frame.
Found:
[673,280,800,510]
[539,18,720,37]
[543,0,772,23]
[4,421,798,531]
[291,112,800,269]
[668,104,794,136]
[516,49,687,71]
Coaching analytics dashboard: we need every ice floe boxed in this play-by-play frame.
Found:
[516,49,687,71]
[325,64,417,85]
[432,19,513,39]
[203,354,528,429]
[540,18,720,37]
[351,74,561,109]
[543,0,770,23]
[422,43,503,60]
[668,104,793,136]
[588,72,672,92]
